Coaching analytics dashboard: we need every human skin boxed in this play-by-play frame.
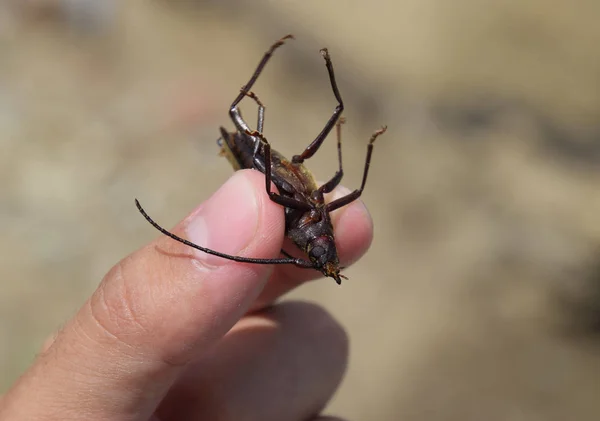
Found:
[0,169,373,421]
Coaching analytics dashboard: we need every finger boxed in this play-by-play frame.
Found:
[157,301,349,421]
[253,185,373,309]
[1,170,285,421]
[39,332,58,354]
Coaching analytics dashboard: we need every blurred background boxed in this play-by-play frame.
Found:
[2,1,600,419]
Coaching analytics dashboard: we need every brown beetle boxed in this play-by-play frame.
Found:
[136,35,386,284]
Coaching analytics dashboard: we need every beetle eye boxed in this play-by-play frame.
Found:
[311,246,325,257]
[216,137,224,147]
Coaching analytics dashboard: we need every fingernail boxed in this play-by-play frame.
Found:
[185,172,259,267]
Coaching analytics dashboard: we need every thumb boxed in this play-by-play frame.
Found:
[1,170,284,421]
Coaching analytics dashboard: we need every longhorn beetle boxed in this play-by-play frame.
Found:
[135,34,387,284]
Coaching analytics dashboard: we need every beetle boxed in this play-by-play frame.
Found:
[136,34,386,284]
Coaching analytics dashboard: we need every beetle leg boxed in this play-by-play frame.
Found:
[241,90,266,158]
[280,249,295,259]
[230,107,251,134]
[245,130,313,211]
[292,48,344,164]
[326,125,387,212]
[319,117,346,194]
[242,90,265,133]
[229,34,294,134]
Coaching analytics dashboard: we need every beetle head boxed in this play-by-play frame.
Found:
[307,235,346,284]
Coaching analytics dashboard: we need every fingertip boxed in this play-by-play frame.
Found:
[182,169,284,268]
[111,169,286,361]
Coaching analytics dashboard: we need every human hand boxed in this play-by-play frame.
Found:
[0,169,373,421]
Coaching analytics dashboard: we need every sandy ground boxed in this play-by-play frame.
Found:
[2,1,600,420]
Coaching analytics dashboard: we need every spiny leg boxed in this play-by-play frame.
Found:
[241,90,266,157]
[227,91,266,159]
[319,116,346,194]
[326,125,387,212]
[245,129,312,211]
[292,48,344,164]
[229,34,294,133]
[242,90,266,134]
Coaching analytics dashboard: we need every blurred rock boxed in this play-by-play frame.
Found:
[6,0,117,34]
